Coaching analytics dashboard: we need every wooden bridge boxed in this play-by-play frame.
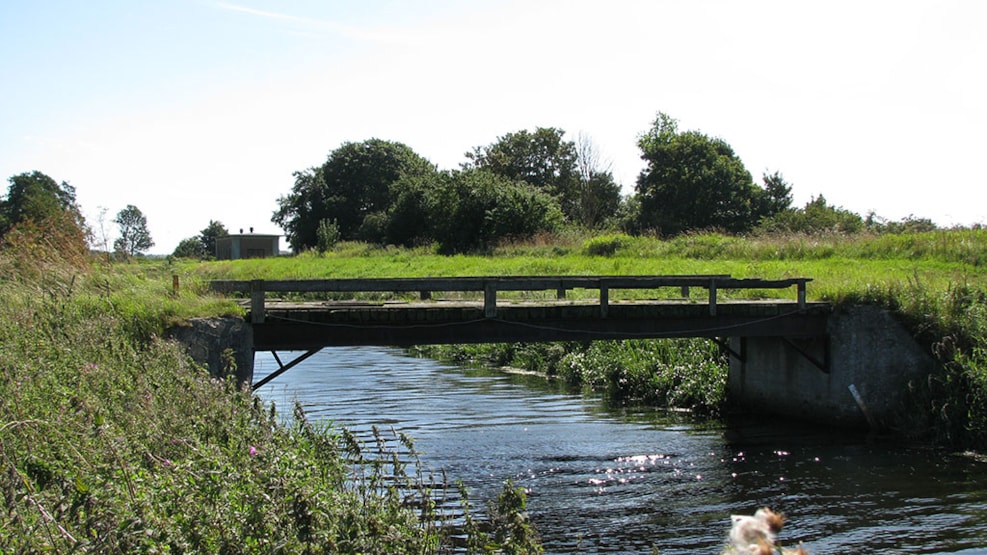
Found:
[210,275,830,389]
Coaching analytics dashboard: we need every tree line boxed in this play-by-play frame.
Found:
[272,112,934,255]
[0,171,155,263]
[1,112,942,261]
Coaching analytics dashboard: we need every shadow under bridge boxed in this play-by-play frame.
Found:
[208,275,830,389]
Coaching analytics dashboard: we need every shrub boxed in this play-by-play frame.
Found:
[582,234,631,256]
[432,170,564,254]
[0,211,90,281]
[425,339,728,415]
[315,218,341,253]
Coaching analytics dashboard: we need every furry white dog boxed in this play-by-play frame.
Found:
[723,508,807,555]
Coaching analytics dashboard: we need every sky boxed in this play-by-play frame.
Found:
[2,1,985,254]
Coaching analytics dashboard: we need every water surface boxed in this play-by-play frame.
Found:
[255,347,987,554]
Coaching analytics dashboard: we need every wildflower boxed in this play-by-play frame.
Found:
[249,445,258,456]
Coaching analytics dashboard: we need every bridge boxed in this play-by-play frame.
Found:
[209,275,830,389]
[198,274,938,430]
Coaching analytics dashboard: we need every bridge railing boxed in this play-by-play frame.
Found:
[210,275,812,324]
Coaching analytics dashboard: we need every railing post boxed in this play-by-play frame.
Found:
[797,280,807,309]
[708,279,717,316]
[599,281,609,318]
[484,281,497,318]
[250,280,266,324]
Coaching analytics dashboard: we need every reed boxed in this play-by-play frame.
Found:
[0,255,539,552]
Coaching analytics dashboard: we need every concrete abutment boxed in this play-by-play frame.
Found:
[728,305,938,429]
[168,317,254,385]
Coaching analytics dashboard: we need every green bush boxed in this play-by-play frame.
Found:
[424,339,727,415]
[431,170,564,254]
[582,234,631,256]
[316,218,342,253]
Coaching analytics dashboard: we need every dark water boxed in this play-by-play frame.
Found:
[254,347,987,554]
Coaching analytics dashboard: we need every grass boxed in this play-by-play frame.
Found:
[0,255,541,553]
[182,230,986,297]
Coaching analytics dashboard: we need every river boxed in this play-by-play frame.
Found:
[254,346,987,554]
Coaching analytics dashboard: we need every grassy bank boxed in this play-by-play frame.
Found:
[415,339,728,416]
[0,258,541,552]
[183,228,987,447]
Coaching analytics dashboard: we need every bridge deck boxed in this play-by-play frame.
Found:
[245,298,829,350]
[210,275,829,350]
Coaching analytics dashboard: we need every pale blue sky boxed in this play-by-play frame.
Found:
[2,1,984,254]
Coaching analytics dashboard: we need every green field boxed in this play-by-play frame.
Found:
[183,230,987,301]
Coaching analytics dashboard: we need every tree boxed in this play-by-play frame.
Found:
[575,172,622,228]
[573,132,622,228]
[758,194,863,234]
[272,168,324,253]
[1,171,84,237]
[199,220,228,257]
[172,237,206,258]
[635,113,763,236]
[384,174,436,247]
[793,195,863,233]
[0,171,90,270]
[113,205,153,256]
[865,212,938,234]
[173,220,227,259]
[756,171,794,220]
[429,169,564,254]
[273,139,435,252]
[465,127,582,220]
[94,207,112,254]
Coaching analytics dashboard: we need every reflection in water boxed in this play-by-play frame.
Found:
[254,347,987,555]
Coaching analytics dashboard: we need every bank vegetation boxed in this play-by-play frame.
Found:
[0,223,541,552]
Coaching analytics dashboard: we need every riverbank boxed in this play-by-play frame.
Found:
[414,338,728,416]
[0,257,539,552]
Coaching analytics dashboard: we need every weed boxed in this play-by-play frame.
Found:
[0,255,538,552]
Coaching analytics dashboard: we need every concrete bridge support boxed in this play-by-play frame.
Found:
[168,317,255,385]
[728,305,938,429]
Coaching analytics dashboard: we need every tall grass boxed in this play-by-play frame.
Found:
[0,256,541,552]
